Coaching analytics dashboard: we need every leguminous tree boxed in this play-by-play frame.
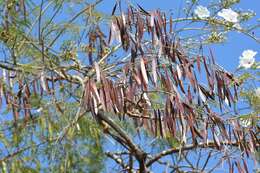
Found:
[0,0,259,172]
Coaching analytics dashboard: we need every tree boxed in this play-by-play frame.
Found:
[0,0,259,172]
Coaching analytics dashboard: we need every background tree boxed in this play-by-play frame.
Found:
[0,0,259,172]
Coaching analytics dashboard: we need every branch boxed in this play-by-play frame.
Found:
[56,93,86,143]
[0,63,21,72]
[96,110,148,172]
[97,110,145,158]
[146,140,259,167]
[105,152,132,172]
[0,137,57,163]
[98,44,122,64]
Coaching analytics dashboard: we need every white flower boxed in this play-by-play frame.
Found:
[241,49,257,59]
[256,87,260,97]
[218,8,239,23]
[194,6,210,18]
[239,57,255,69]
[239,49,257,69]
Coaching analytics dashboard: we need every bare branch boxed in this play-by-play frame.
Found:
[147,141,259,167]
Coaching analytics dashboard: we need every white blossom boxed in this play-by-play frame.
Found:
[218,8,239,23]
[255,87,260,97]
[241,49,257,59]
[239,58,255,69]
[239,49,257,69]
[194,5,210,18]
